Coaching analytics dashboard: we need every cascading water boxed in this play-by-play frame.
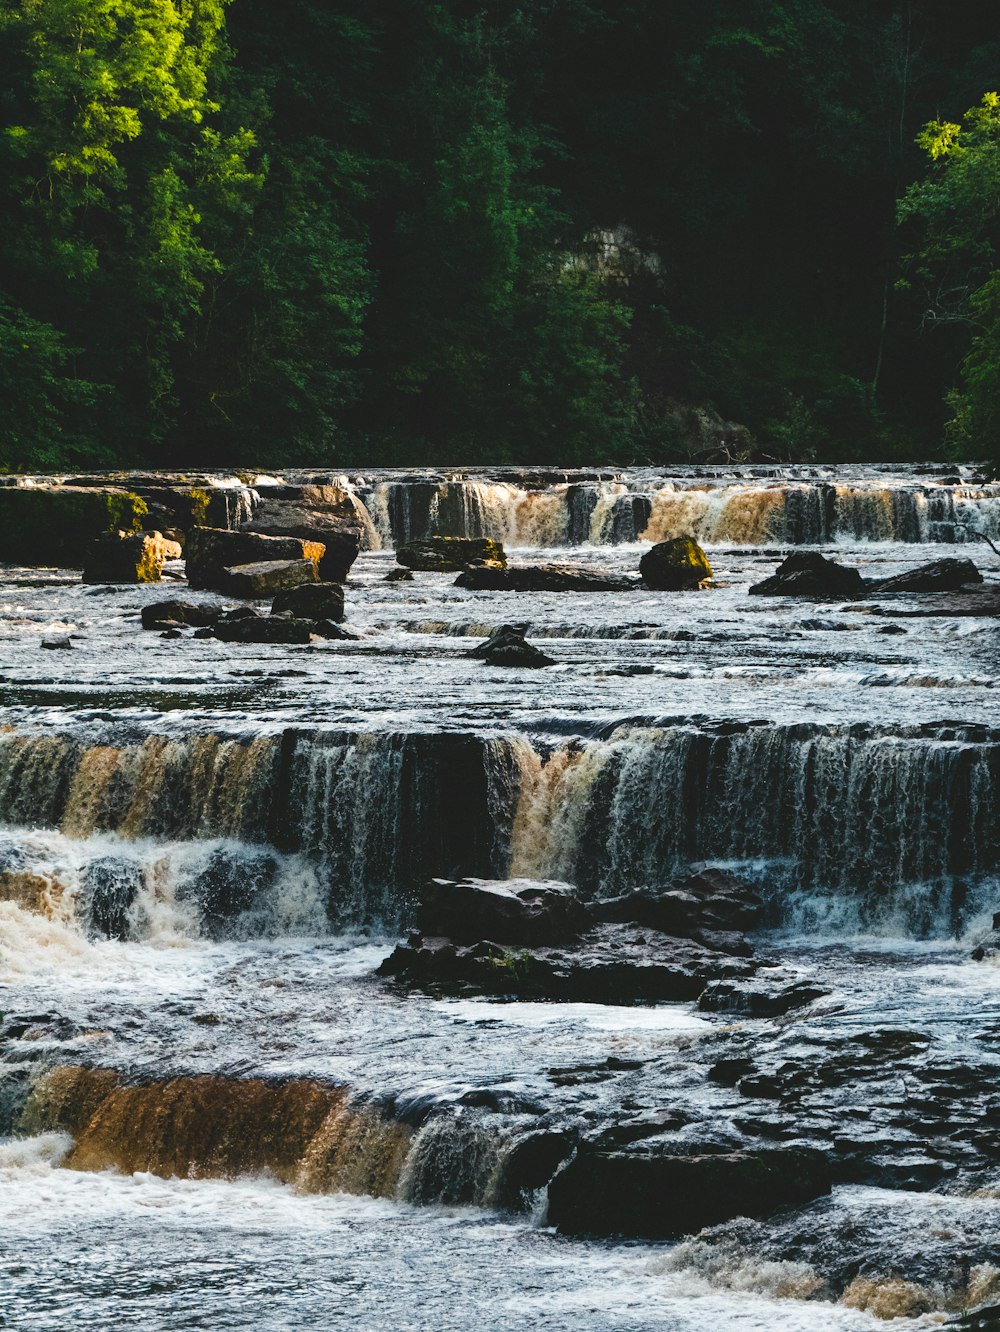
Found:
[349,466,1000,548]
[1,720,996,938]
[4,464,1000,1331]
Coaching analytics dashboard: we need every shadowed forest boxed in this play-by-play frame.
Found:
[2,0,1000,470]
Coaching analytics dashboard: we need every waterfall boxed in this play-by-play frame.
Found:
[1,721,997,938]
[19,1065,513,1210]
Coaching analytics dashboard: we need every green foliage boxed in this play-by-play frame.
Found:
[1,1,999,466]
[901,92,1000,462]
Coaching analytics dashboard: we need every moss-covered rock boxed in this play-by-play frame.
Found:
[639,536,713,589]
[83,531,179,584]
[0,487,148,567]
[396,536,507,572]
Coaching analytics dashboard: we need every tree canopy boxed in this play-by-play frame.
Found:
[1,0,998,469]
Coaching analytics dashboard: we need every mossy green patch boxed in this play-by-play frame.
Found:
[0,487,148,567]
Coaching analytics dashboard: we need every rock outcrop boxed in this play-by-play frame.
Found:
[216,559,319,599]
[380,869,762,1004]
[0,486,149,567]
[185,527,324,593]
[140,600,222,630]
[396,536,507,572]
[241,484,370,581]
[749,551,867,599]
[639,536,713,589]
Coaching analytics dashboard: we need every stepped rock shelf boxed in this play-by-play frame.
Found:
[2,464,1000,1331]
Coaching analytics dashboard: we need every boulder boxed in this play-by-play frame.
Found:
[271,581,345,622]
[211,616,315,644]
[185,527,325,592]
[397,537,508,572]
[216,560,319,599]
[546,1147,832,1239]
[639,536,713,590]
[416,877,588,946]
[140,600,222,630]
[83,530,179,584]
[749,551,867,599]
[455,562,636,592]
[867,557,983,595]
[467,625,555,668]
[310,618,358,640]
[380,921,755,1004]
[0,486,149,567]
[241,484,371,580]
[385,568,414,582]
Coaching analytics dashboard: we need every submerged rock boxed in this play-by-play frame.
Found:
[217,559,319,599]
[468,625,555,667]
[455,562,635,592]
[397,536,507,572]
[140,600,222,630]
[867,557,983,595]
[83,530,180,584]
[698,977,829,1016]
[639,536,713,590]
[271,581,345,622]
[546,1147,831,1239]
[749,551,867,599]
[212,615,315,644]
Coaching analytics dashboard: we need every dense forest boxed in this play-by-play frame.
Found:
[1,0,1000,470]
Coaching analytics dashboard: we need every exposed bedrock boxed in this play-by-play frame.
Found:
[0,486,150,566]
[467,625,556,667]
[240,484,370,581]
[380,870,762,1003]
[546,1147,832,1239]
[83,530,181,584]
[749,551,868,599]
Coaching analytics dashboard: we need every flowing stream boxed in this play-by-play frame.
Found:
[2,465,1000,1329]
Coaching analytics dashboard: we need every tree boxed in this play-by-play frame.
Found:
[899,91,1000,458]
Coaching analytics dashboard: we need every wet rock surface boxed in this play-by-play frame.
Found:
[867,555,983,595]
[241,484,368,581]
[215,558,321,599]
[381,870,762,1003]
[749,552,868,599]
[467,625,555,667]
[270,581,345,622]
[455,561,636,592]
[82,530,180,584]
[546,1146,832,1239]
[185,527,324,592]
[639,536,714,589]
[396,536,506,572]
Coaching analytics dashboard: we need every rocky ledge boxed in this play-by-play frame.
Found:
[378,869,795,1004]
